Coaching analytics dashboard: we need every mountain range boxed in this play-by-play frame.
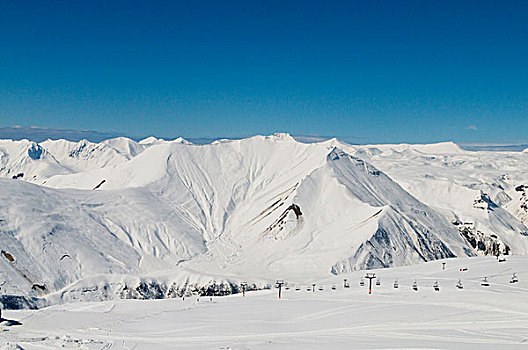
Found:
[1,133,527,306]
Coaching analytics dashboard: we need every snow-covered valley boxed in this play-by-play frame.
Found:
[0,134,527,309]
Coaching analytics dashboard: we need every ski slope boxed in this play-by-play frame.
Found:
[2,255,528,349]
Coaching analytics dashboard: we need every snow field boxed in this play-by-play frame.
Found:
[2,255,528,349]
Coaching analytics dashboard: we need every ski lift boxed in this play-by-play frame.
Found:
[433,281,440,291]
[331,284,336,290]
[481,277,490,287]
[375,277,381,286]
[393,279,399,289]
[318,285,324,291]
[359,278,365,287]
[456,279,463,289]
[412,280,418,291]
[510,273,518,284]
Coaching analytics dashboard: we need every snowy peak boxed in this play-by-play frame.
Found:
[139,136,191,145]
[139,136,161,145]
[404,141,464,154]
[209,133,296,145]
[0,139,67,181]
[41,137,144,174]
[269,132,296,141]
[2,137,159,182]
[327,148,386,207]
[170,137,192,144]
[325,148,470,271]
[354,141,464,155]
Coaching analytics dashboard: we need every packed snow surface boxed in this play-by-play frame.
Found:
[2,256,528,349]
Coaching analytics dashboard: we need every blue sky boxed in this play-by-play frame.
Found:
[1,0,527,144]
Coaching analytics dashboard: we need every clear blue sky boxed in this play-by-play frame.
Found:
[1,0,527,144]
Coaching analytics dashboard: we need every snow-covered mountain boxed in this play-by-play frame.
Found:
[0,134,527,306]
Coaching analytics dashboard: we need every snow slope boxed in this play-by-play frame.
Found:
[0,179,206,299]
[3,255,528,349]
[0,134,527,307]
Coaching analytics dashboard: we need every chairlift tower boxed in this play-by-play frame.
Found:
[276,280,285,299]
[312,283,316,292]
[365,273,376,294]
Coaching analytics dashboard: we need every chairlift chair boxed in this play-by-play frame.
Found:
[456,279,463,289]
[412,280,418,291]
[510,273,518,284]
[393,279,399,289]
[481,277,490,287]
[318,285,324,291]
[331,284,336,290]
[375,278,381,286]
[433,281,440,291]
[359,278,365,287]
[295,285,301,291]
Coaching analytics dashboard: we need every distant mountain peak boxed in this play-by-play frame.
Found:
[270,132,295,141]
